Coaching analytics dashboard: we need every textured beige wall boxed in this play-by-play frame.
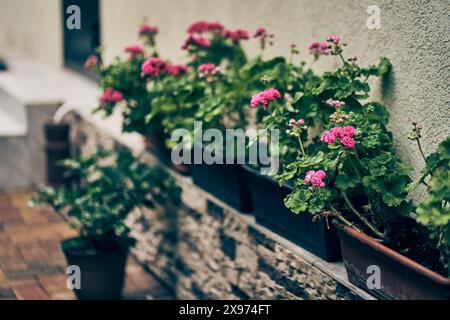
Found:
[0,0,63,69]
[100,0,450,176]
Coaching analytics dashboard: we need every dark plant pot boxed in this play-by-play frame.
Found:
[61,240,128,300]
[190,162,252,213]
[333,220,450,300]
[44,123,71,187]
[144,132,190,175]
[243,165,341,262]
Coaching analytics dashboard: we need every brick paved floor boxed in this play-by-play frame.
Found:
[0,191,173,300]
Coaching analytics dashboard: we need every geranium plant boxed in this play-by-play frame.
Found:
[88,20,188,139]
[250,35,392,169]
[245,40,319,165]
[276,36,449,276]
[30,148,181,251]
[275,38,407,229]
[149,21,255,151]
[408,126,450,274]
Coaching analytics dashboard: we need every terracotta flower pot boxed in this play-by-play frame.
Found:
[333,220,450,300]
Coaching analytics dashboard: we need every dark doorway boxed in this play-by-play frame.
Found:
[62,0,100,75]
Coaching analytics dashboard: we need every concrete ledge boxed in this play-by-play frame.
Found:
[0,54,99,190]
[65,109,375,300]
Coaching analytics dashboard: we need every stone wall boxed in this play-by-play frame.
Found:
[67,111,374,300]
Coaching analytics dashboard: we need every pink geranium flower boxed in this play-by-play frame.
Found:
[326,35,340,44]
[100,88,123,105]
[141,57,167,77]
[250,88,281,109]
[308,41,330,58]
[165,64,188,76]
[139,24,158,37]
[340,136,356,149]
[320,130,337,144]
[125,44,144,56]
[320,126,356,148]
[253,27,268,39]
[187,21,224,34]
[197,63,220,77]
[325,98,345,108]
[181,35,211,50]
[222,29,249,41]
[304,170,326,188]
[84,55,98,69]
[288,118,305,126]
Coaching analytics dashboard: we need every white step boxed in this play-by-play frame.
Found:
[0,88,27,136]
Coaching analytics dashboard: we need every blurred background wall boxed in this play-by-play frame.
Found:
[0,0,449,176]
[0,0,63,68]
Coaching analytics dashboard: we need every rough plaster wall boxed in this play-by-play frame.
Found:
[0,0,63,69]
[101,0,450,176]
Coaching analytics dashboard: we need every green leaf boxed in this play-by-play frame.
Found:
[284,188,311,214]
[335,174,358,190]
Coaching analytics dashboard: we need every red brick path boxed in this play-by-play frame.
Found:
[0,191,173,300]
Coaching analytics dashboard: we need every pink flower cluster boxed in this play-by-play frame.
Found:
[326,35,340,44]
[187,21,224,34]
[197,63,220,77]
[325,98,345,108]
[138,24,158,37]
[141,57,167,77]
[304,170,326,188]
[100,88,123,105]
[125,44,144,56]
[320,126,355,149]
[250,88,281,109]
[308,42,330,57]
[166,64,189,76]
[289,118,305,126]
[84,55,98,69]
[253,27,268,39]
[222,29,249,41]
[181,34,211,50]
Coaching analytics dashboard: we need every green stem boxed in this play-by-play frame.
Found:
[416,138,427,163]
[330,205,364,234]
[345,148,375,209]
[345,149,363,181]
[338,52,347,66]
[342,192,384,239]
[297,136,305,156]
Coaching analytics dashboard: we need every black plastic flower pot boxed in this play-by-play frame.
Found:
[44,123,71,187]
[144,130,190,175]
[190,162,252,213]
[61,239,128,300]
[243,164,341,262]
